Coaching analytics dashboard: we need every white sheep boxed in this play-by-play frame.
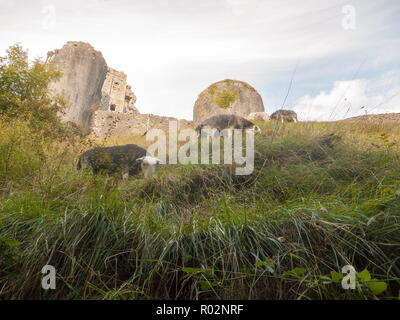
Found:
[135,156,162,178]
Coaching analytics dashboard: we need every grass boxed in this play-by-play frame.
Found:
[0,118,399,299]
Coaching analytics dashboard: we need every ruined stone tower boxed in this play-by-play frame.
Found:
[47,41,138,132]
[100,67,137,113]
[47,41,108,131]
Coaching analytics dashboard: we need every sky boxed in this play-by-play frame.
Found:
[1,0,399,121]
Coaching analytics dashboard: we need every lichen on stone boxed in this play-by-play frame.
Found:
[214,89,238,108]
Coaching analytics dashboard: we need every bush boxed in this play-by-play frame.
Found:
[0,44,68,137]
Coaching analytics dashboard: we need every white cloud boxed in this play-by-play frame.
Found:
[224,0,258,16]
[293,72,400,121]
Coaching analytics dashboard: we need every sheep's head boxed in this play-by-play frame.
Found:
[136,156,162,178]
[136,156,162,167]
[247,125,261,135]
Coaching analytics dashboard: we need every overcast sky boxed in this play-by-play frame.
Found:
[1,0,399,120]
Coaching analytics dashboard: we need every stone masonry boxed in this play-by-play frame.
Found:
[48,41,192,139]
[91,111,193,139]
[47,41,107,132]
[99,67,138,113]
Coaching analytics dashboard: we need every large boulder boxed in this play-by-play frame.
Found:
[193,79,264,123]
[47,41,108,131]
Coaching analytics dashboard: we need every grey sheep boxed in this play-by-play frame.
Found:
[77,144,160,179]
[195,114,261,137]
[270,110,298,123]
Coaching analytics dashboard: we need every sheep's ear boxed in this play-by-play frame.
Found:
[136,157,143,163]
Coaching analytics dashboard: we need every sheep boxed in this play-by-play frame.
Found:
[247,112,270,122]
[270,110,298,123]
[77,144,161,179]
[195,114,261,138]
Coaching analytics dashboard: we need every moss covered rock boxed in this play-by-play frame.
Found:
[193,79,264,123]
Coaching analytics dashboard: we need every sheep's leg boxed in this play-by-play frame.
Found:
[121,166,129,180]
[142,164,150,179]
[227,129,233,140]
[149,165,156,177]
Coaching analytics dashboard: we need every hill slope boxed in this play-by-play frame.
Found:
[343,113,400,123]
[0,119,399,299]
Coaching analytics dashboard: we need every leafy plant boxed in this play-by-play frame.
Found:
[0,44,67,136]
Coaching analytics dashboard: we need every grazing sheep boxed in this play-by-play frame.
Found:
[247,112,270,122]
[77,144,149,179]
[195,114,261,137]
[135,156,163,178]
[270,110,298,123]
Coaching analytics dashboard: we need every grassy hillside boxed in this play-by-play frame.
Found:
[0,118,399,299]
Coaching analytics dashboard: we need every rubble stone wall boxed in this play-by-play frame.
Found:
[91,110,194,140]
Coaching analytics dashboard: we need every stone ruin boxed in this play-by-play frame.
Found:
[47,41,107,131]
[99,67,138,114]
[91,111,193,139]
[47,41,193,138]
[47,42,267,139]
[46,41,193,139]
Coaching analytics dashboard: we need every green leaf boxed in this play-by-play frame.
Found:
[241,267,255,275]
[330,271,344,283]
[292,268,307,276]
[264,257,275,268]
[367,281,387,295]
[357,269,371,282]
[199,280,220,291]
[182,267,213,278]
[319,276,332,284]
[254,258,275,273]
[289,253,302,260]
[199,280,212,291]
[0,238,21,248]
[254,261,264,267]
[284,267,307,278]
[181,267,200,274]
[202,269,214,278]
